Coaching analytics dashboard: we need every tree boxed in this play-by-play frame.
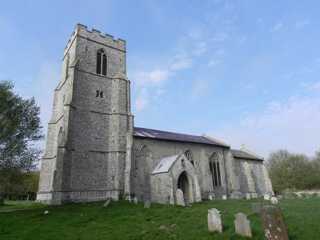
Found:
[0,81,43,200]
[268,149,320,193]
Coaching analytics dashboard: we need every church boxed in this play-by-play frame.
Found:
[37,24,273,205]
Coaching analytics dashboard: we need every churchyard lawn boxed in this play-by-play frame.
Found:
[0,198,319,240]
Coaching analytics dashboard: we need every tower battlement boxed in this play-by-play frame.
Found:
[64,23,126,57]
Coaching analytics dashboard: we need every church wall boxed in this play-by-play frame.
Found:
[233,158,273,197]
[132,137,229,201]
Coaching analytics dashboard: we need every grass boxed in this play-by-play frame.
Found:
[0,198,319,240]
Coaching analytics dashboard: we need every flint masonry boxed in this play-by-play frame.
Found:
[37,24,273,205]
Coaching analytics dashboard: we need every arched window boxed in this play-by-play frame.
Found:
[209,152,222,187]
[185,150,194,165]
[96,49,107,76]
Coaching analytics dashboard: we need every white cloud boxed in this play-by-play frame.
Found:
[213,95,320,158]
[134,88,149,112]
[208,59,221,67]
[271,22,284,32]
[170,55,192,71]
[134,69,170,86]
[307,81,320,91]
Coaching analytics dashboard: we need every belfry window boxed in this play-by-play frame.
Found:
[96,49,107,76]
[209,153,222,187]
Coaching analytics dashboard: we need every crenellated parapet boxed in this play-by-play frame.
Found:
[63,23,126,57]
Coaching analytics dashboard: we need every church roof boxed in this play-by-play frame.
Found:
[133,127,230,148]
[231,149,264,161]
[151,154,179,174]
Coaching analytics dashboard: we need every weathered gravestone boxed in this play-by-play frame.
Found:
[251,202,263,214]
[264,194,271,201]
[176,189,185,206]
[144,200,151,208]
[270,196,278,205]
[208,208,223,233]
[133,197,138,204]
[208,193,215,200]
[261,205,289,240]
[234,213,252,238]
[251,193,258,199]
[222,195,227,200]
[103,198,111,207]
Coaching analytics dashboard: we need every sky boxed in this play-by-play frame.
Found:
[1,0,320,158]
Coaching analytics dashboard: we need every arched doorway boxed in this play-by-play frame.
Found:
[177,171,190,204]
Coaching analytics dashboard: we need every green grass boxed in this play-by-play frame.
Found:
[0,198,319,240]
[0,200,44,212]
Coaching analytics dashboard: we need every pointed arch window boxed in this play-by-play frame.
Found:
[96,49,107,76]
[209,152,222,187]
[185,150,194,166]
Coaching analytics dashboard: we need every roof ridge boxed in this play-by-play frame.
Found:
[134,126,202,137]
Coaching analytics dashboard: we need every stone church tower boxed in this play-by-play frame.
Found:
[37,24,133,204]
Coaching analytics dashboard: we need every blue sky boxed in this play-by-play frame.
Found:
[1,0,320,157]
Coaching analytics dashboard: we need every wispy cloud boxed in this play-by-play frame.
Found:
[271,22,284,32]
[213,94,320,158]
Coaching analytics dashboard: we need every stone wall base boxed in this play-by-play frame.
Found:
[36,190,121,205]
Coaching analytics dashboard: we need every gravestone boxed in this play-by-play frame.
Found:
[103,199,111,207]
[264,194,271,201]
[261,205,289,240]
[222,195,227,200]
[144,200,151,208]
[251,193,258,199]
[270,196,278,204]
[234,213,252,238]
[208,208,223,233]
[230,191,243,199]
[251,202,263,214]
[133,197,138,204]
[176,189,185,206]
[208,193,215,200]
[246,193,251,200]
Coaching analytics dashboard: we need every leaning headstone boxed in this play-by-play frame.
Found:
[176,189,185,206]
[133,197,138,204]
[270,196,278,205]
[264,194,271,201]
[261,205,289,240]
[103,199,111,207]
[208,208,223,233]
[246,193,251,200]
[251,202,263,214]
[234,213,252,238]
[144,200,151,208]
